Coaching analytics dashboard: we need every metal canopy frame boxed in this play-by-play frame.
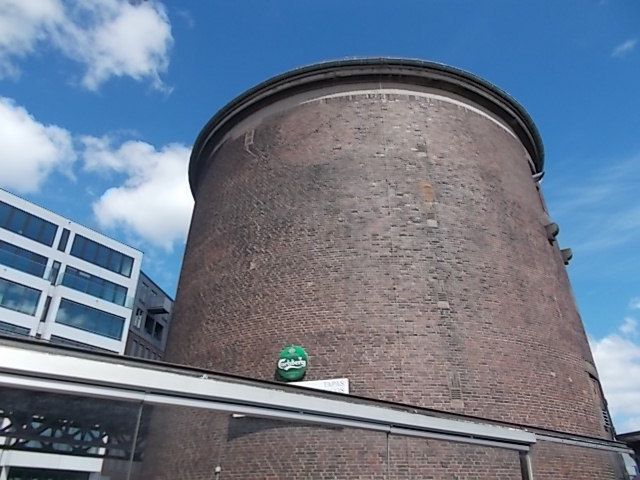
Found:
[0,339,631,479]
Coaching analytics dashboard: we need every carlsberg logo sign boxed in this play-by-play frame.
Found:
[277,345,308,381]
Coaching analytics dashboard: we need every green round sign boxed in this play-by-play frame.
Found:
[276,345,308,381]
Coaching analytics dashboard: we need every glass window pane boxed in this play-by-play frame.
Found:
[114,285,127,306]
[0,277,41,315]
[1,387,141,479]
[23,216,42,241]
[96,246,110,268]
[70,235,135,278]
[55,298,125,340]
[0,201,10,226]
[40,222,57,246]
[57,228,70,251]
[84,240,98,262]
[8,209,27,233]
[120,255,133,277]
[109,251,122,273]
[70,236,85,256]
[0,240,47,277]
[61,267,127,306]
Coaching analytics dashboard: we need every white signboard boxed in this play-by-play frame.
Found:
[291,377,349,394]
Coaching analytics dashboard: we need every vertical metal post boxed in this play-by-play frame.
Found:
[519,451,535,480]
[125,402,144,480]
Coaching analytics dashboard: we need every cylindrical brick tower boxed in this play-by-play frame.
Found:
[152,59,623,478]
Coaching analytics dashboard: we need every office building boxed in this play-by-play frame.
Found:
[125,271,173,361]
[0,188,142,355]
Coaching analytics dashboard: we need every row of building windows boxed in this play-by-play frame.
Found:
[0,235,130,306]
[55,298,125,340]
[0,201,58,246]
[0,202,136,280]
[0,276,125,340]
[61,266,128,306]
[70,234,134,277]
[0,240,48,277]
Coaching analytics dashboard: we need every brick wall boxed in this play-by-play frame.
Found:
[151,87,621,477]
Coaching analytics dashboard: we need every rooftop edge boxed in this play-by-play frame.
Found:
[189,58,545,196]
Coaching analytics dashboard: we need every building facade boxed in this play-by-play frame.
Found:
[0,188,142,355]
[125,271,173,361]
[144,59,627,478]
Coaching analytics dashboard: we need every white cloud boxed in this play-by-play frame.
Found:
[0,0,173,90]
[0,0,64,78]
[591,331,640,433]
[630,297,640,310]
[620,317,638,336]
[82,136,193,250]
[612,38,637,58]
[0,97,75,193]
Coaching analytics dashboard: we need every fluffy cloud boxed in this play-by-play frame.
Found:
[0,0,172,90]
[0,96,75,193]
[82,136,193,250]
[0,0,64,78]
[591,320,640,433]
[612,38,637,58]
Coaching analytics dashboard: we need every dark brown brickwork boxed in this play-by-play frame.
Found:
[146,61,623,478]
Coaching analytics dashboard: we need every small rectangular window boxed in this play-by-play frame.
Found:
[49,261,61,285]
[58,228,70,252]
[153,322,164,341]
[144,315,154,335]
[40,296,52,322]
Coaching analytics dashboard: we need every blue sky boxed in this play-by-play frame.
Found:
[0,0,638,432]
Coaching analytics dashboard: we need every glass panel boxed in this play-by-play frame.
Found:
[57,228,70,252]
[143,316,154,335]
[23,217,42,241]
[41,222,57,246]
[0,277,40,315]
[0,201,10,225]
[61,267,127,306]
[0,387,140,479]
[153,322,163,341]
[8,209,27,233]
[49,261,61,284]
[83,240,97,262]
[120,255,133,277]
[55,298,125,340]
[0,202,57,246]
[70,236,84,257]
[96,246,110,269]
[70,235,134,278]
[0,240,47,277]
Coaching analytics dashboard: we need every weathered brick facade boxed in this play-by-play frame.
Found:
[145,60,624,478]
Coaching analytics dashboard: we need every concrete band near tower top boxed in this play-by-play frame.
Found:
[189,58,545,196]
